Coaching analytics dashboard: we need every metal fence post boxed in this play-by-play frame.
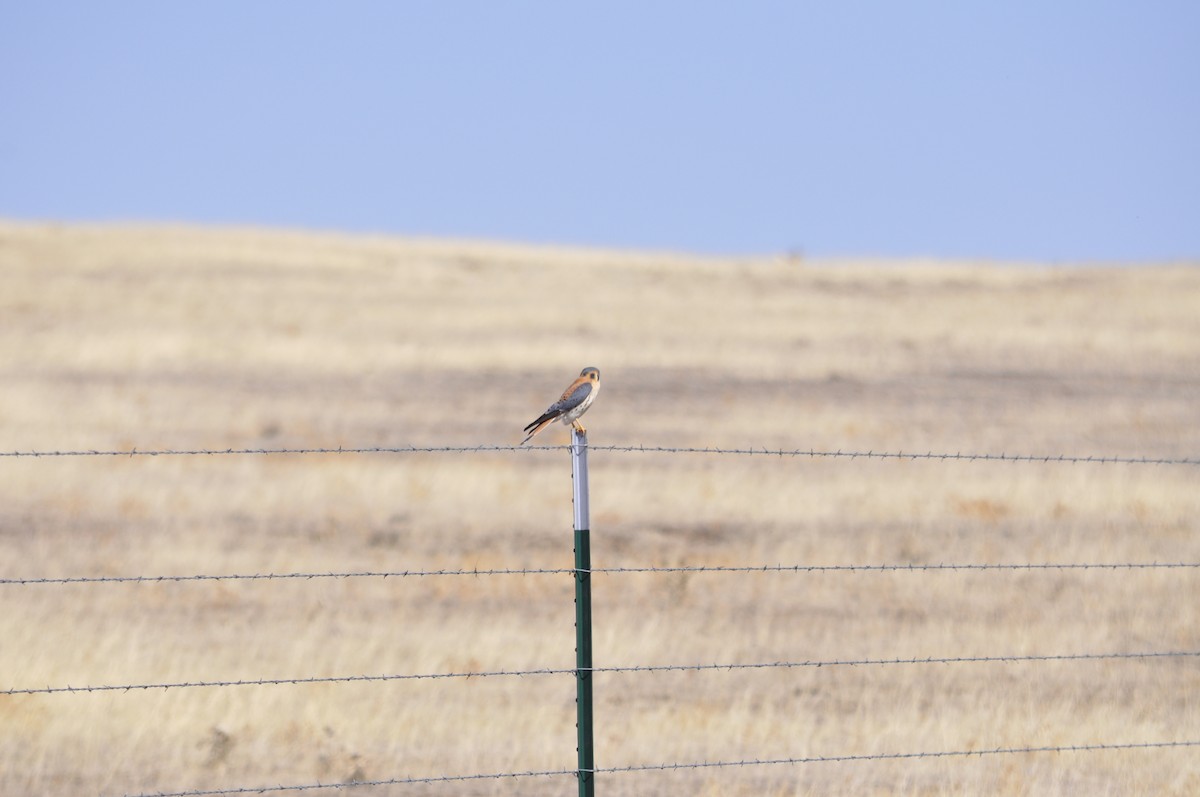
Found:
[571,428,596,797]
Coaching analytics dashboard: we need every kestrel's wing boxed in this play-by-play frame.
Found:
[521,379,594,444]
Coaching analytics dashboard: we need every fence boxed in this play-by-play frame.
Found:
[2,438,1199,796]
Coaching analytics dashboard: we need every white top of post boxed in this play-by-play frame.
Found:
[571,429,590,531]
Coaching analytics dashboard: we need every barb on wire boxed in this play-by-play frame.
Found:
[9,649,1197,697]
[111,739,1200,797]
[1,443,1196,465]
[5,560,1199,586]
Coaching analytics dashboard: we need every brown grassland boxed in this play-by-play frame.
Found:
[1,221,1198,795]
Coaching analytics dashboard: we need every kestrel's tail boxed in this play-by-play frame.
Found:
[521,412,558,445]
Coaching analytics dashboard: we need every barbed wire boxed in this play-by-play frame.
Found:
[598,445,1200,466]
[0,566,574,586]
[594,739,1200,776]
[4,560,1199,586]
[113,766,576,797]
[1,443,1196,465]
[9,649,1197,697]
[591,561,1200,574]
[0,445,516,459]
[111,739,1200,797]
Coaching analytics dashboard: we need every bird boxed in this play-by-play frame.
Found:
[521,367,601,444]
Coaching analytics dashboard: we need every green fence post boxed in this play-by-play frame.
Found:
[571,428,596,797]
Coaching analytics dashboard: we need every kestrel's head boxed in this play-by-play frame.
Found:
[580,367,600,382]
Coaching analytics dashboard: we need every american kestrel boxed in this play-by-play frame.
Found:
[521,367,601,444]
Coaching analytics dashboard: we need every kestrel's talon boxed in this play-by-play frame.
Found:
[521,367,601,445]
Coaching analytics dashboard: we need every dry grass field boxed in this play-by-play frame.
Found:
[1,220,1198,795]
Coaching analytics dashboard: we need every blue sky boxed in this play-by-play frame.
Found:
[2,3,1197,260]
